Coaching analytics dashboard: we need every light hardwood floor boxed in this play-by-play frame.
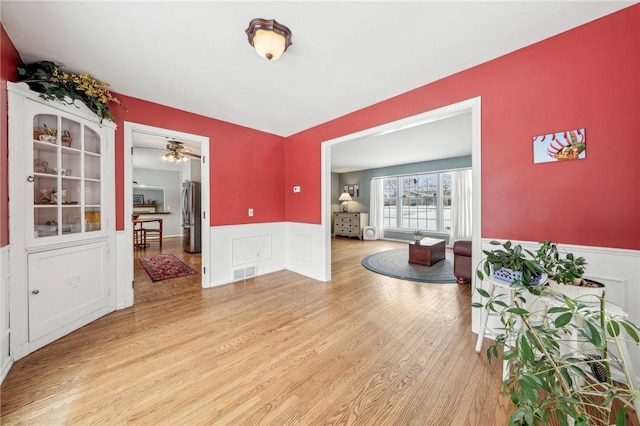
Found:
[133,237,202,304]
[5,237,630,425]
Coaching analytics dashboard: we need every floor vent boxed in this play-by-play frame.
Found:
[233,265,257,281]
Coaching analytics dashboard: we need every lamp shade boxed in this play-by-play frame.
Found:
[338,192,352,201]
[245,18,292,61]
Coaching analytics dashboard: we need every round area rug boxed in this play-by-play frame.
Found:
[361,248,457,284]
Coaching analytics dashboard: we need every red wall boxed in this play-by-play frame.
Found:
[285,5,640,250]
[110,94,285,230]
[0,25,21,247]
[3,6,640,249]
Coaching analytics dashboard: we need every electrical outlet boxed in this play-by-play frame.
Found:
[248,208,254,217]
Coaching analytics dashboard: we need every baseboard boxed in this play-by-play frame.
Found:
[208,265,286,288]
[0,358,13,384]
[0,245,10,385]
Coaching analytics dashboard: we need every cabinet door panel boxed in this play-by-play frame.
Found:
[28,242,109,341]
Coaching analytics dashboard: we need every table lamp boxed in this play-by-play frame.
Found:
[339,192,352,212]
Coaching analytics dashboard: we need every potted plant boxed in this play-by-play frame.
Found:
[478,240,545,286]
[536,240,605,301]
[413,230,424,243]
[473,240,640,425]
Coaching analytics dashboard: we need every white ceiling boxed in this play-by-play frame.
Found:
[331,112,471,173]
[2,1,635,172]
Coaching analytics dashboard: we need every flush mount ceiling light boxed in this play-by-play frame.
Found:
[245,18,292,61]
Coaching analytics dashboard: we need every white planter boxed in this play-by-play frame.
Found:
[548,278,605,302]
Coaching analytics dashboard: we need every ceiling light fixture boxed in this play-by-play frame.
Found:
[245,18,292,61]
[161,149,189,165]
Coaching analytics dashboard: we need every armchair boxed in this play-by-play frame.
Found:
[453,240,472,284]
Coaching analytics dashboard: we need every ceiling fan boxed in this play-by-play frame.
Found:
[161,140,201,164]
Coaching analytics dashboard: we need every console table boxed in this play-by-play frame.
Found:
[408,238,445,266]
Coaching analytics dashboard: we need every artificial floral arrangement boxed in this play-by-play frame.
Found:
[17,61,122,122]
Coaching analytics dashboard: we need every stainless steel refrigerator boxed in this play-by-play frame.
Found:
[182,180,201,253]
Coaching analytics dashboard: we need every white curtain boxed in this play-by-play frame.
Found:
[450,169,472,243]
[369,178,384,240]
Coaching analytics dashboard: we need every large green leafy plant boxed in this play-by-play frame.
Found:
[479,240,545,286]
[17,61,121,121]
[473,241,640,425]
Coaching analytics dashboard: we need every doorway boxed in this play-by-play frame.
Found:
[122,122,210,307]
[321,97,482,330]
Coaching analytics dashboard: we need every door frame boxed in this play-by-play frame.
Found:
[320,96,482,330]
[122,122,210,307]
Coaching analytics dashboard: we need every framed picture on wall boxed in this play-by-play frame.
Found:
[133,194,144,204]
[533,128,586,164]
[343,184,359,198]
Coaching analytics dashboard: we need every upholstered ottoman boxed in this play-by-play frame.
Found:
[453,240,472,284]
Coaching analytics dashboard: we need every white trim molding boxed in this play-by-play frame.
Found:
[0,245,12,384]
[321,96,482,327]
[122,121,211,307]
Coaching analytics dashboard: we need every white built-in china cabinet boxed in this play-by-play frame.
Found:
[7,82,116,360]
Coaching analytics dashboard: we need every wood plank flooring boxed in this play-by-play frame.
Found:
[133,237,202,304]
[4,237,629,425]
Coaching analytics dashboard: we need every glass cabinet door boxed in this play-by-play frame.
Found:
[30,106,103,244]
[83,125,102,233]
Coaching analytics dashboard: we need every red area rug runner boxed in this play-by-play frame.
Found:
[138,254,197,282]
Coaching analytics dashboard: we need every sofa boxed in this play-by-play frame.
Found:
[453,240,472,284]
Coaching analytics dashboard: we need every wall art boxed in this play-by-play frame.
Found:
[343,184,359,198]
[533,128,586,164]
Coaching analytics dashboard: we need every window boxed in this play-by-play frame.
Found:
[383,172,452,233]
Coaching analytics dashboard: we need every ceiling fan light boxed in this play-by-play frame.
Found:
[245,18,292,61]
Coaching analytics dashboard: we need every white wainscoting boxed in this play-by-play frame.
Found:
[285,222,329,282]
[115,231,133,310]
[0,245,12,383]
[473,238,640,384]
[116,222,324,302]
[209,223,287,287]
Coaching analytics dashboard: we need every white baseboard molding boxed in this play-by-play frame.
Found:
[0,357,12,384]
[209,265,286,288]
[0,245,10,385]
